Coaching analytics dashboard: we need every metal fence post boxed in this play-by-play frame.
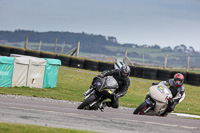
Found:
[24,34,28,49]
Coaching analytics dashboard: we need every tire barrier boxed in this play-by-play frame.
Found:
[157,69,172,81]
[0,45,11,56]
[1,45,200,86]
[142,68,158,79]
[84,59,99,71]
[129,66,135,77]
[186,73,200,86]
[40,51,56,59]
[69,57,85,68]
[98,61,114,72]
[56,54,70,66]
[11,47,26,55]
[133,67,143,78]
[25,49,41,57]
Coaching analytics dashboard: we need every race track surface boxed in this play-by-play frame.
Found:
[0,95,199,133]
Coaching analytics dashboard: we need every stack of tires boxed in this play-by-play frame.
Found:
[129,66,135,77]
[0,45,11,56]
[98,61,114,72]
[11,47,26,55]
[133,67,143,78]
[1,45,200,86]
[84,59,99,71]
[186,73,200,86]
[69,56,85,68]
[142,67,157,79]
[40,51,56,59]
[157,69,171,81]
[25,49,40,57]
[56,54,70,66]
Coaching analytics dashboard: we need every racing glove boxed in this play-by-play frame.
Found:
[115,93,120,99]
[98,73,104,78]
[168,98,174,104]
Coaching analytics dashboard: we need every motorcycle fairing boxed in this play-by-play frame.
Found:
[145,99,154,107]
[150,84,172,103]
[96,76,119,92]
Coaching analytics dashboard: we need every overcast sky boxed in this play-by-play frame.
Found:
[0,0,200,50]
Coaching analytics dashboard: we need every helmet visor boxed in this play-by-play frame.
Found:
[174,79,182,85]
[122,72,128,76]
[175,80,181,84]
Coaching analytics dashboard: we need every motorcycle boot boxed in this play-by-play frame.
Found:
[99,102,107,112]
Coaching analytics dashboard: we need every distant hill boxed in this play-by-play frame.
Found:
[0,29,119,45]
[0,30,120,55]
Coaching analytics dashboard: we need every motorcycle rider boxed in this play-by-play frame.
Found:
[152,73,185,116]
[98,65,131,109]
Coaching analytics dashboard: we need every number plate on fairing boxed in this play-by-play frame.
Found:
[157,86,165,93]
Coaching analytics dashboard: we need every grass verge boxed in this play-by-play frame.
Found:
[0,122,98,133]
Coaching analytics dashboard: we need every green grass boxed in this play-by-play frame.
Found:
[0,122,98,133]
[0,66,200,115]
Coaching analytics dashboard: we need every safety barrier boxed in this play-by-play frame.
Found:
[0,45,199,86]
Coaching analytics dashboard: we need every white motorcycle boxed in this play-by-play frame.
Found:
[133,84,174,116]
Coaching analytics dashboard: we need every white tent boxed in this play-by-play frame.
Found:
[27,58,46,88]
[12,57,29,87]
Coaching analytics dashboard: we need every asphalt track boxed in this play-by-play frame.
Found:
[0,95,199,133]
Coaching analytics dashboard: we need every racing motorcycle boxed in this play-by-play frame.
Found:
[133,84,173,116]
[77,76,119,111]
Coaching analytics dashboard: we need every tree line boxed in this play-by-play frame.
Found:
[1,30,200,67]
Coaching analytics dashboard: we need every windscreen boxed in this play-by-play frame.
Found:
[105,76,119,89]
[158,84,172,96]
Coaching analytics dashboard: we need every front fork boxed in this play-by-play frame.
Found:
[84,85,93,96]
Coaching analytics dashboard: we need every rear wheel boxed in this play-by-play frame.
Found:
[77,94,96,109]
[133,102,149,115]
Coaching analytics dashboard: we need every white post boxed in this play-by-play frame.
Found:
[164,54,168,69]
[76,41,80,57]
[142,53,144,67]
[38,40,42,51]
[123,49,127,65]
[61,41,65,54]
[54,38,58,53]
[24,34,28,49]
[187,56,190,72]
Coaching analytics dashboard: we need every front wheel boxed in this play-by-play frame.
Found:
[133,102,149,115]
[77,94,96,109]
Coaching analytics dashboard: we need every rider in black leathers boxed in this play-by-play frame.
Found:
[152,73,185,116]
[98,65,131,109]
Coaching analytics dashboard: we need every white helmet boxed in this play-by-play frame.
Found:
[119,65,130,78]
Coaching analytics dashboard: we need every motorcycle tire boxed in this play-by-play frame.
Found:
[77,94,96,109]
[133,102,149,115]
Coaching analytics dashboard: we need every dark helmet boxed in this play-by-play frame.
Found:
[119,65,130,78]
[173,73,184,87]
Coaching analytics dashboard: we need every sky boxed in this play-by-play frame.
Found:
[0,0,200,50]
